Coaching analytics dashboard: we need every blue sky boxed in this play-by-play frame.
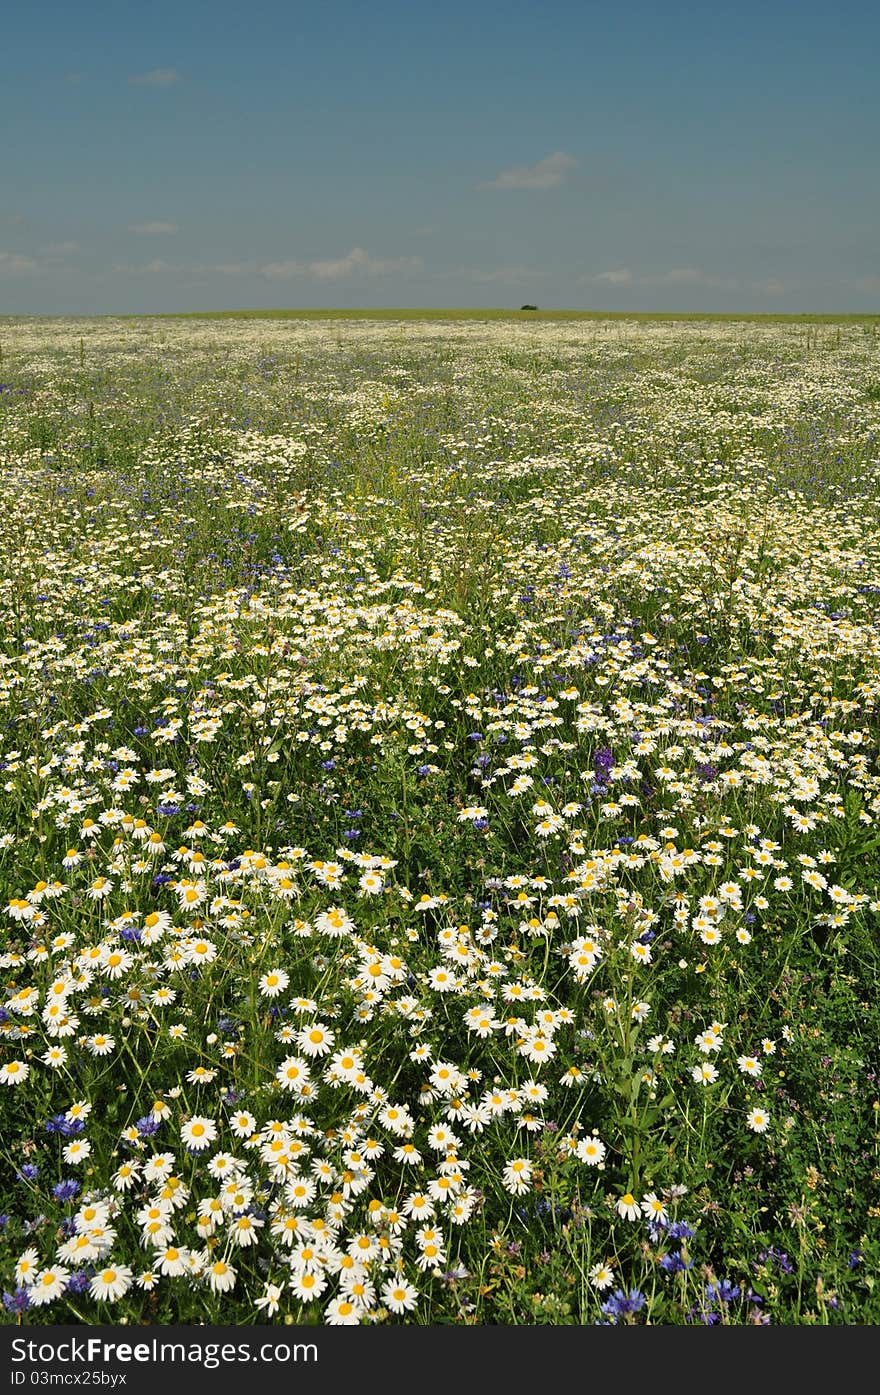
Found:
[2,0,878,313]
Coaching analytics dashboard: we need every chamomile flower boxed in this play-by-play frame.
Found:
[14,1248,40,1287]
[206,1259,237,1293]
[180,1117,218,1151]
[0,1060,30,1085]
[502,1157,533,1195]
[89,1264,133,1302]
[29,1266,70,1306]
[736,1055,763,1077]
[691,1062,719,1085]
[576,1135,606,1166]
[255,1282,284,1316]
[380,1278,419,1314]
[589,1262,615,1291]
[289,1270,328,1302]
[259,969,290,998]
[324,1295,363,1324]
[640,1193,668,1224]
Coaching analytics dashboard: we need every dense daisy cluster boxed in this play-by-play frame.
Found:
[1,315,879,1324]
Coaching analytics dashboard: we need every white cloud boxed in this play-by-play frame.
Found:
[110,249,421,282]
[256,259,301,279]
[594,268,632,285]
[0,251,37,274]
[467,265,539,284]
[584,266,738,292]
[752,278,787,297]
[120,259,188,274]
[655,268,738,289]
[259,248,421,280]
[661,267,704,285]
[129,221,179,235]
[129,68,180,87]
[480,151,577,190]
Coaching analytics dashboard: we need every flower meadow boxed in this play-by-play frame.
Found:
[0,313,879,1326]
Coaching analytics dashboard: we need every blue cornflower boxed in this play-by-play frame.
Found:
[3,1289,31,1313]
[706,1280,741,1304]
[52,1180,80,1202]
[46,1114,84,1138]
[659,1250,690,1274]
[692,1308,722,1326]
[601,1288,646,1320]
[668,1220,696,1241]
[593,747,614,775]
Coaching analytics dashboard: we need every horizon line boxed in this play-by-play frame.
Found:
[2,307,879,323]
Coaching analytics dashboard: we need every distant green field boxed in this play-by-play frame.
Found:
[161,307,880,325]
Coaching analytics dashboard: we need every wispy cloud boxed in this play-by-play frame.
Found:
[752,278,787,297]
[480,151,577,190]
[0,250,38,274]
[660,267,705,285]
[129,221,179,235]
[260,247,421,280]
[114,248,421,282]
[467,265,541,285]
[655,268,738,290]
[129,68,180,87]
[118,259,188,275]
[584,266,740,293]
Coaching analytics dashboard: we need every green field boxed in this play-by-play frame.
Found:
[0,314,878,1325]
